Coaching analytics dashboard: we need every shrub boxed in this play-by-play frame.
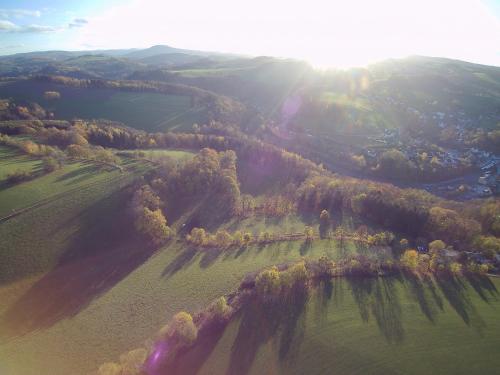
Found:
[42,156,62,172]
[66,144,92,158]
[304,226,314,241]
[232,230,244,246]
[207,296,231,321]
[134,207,171,245]
[317,255,335,276]
[449,262,463,275]
[320,209,330,221]
[215,229,232,248]
[131,185,162,211]
[401,249,419,271]
[255,266,281,295]
[259,231,272,243]
[243,232,252,245]
[368,231,395,246]
[281,261,308,289]
[348,259,362,273]
[160,311,198,346]
[473,236,500,259]
[479,264,490,275]
[119,348,147,375]
[187,227,207,246]
[429,240,446,253]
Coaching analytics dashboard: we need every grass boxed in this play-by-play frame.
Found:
[166,275,500,375]
[0,160,120,217]
[0,158,150,284]
[0,80,207,132]
[0,145,41,181]
[116,148,195,161]
[0,232,365,375]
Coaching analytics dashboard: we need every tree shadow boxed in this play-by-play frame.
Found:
[162,247,199,278]
[199,247,225,269]
[464,273,499,303]
[0,187,157,338]
[299,240,313,256]
[55,163,100,184]
[347,276,404,343]
[402,271,440,323]
[434,274,487,335]
[226,286,309,375]
[157,321,228,375]
[232,246,248,259]
[319,221,330,239]
[312,278,336,326]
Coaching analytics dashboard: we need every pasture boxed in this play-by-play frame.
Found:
[0,145,41,182]
[0,231,364,375]
[163,275,500,375]
[0,80,207,132]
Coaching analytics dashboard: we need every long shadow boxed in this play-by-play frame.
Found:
[299,240,313,256]
[371,277,404,343]
[346,276,404,343]
[319,221,330,239]
[199,247,225,269]
[464,273,499,303]
[435,274,486,334]
[226,286,309,375]
[423,274,444,311]
[55,163,100,184]
[402,271,440,323]
[0,188,157,339]
[162,247,198,278]
[157,321,228,375]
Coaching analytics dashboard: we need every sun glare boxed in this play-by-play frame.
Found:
[76,0,500,68]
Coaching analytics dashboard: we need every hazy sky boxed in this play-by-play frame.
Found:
[1,0,499,67]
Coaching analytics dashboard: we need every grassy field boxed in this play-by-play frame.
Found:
[0,156,150,284]
[0,80,207,132]
[165,275,500,375]
[0,146,41,181]
[0,229,365,375]
[116,148,195,162]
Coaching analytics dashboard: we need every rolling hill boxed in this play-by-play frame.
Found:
[0,45,498,375]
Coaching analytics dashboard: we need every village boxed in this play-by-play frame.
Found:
[364,106,500,199]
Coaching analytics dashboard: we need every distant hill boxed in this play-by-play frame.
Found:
[123,44,239,60]
[0,46,498,132]
[138,53,210,67]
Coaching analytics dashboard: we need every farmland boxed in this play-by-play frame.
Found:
[0,80,207,132]
[0,44,498,375]
[163,275,500,375]
[0,231,361,375]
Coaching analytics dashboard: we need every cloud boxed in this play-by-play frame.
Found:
[0,9,41,19]
[0,20,17,30]
[21,24,57,33]
[0,20,57,33]
[69,18,88,28]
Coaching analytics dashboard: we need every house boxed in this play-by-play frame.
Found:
[442,249,460,261]
[417,246,428,254]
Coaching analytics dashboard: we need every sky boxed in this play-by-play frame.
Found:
[0,0,499,67]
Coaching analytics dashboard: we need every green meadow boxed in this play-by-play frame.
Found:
[0,80,207,132]
[0,146,41,181]
[0,204,365,375]
[163,275,500,375]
